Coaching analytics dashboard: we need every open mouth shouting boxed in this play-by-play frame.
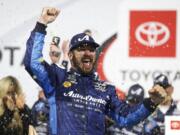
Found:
[81,57,94,71]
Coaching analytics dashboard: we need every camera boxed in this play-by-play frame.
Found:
[52,36,60,46]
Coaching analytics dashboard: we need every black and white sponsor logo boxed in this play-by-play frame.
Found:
[94,81,107,92]
[130,88,143,95]
[0,45,21,66]
[119,69,180,82]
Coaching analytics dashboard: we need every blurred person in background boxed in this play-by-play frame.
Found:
[0,75,33,135]
[106,83,145,135]
[49,37,61,64]
[83,29,92,36]
[143,74,180,135]
[126,84,145,105]
[49,36,69,69]
[32,90,50,135]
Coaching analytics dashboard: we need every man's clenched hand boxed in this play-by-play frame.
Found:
[39,7,60,25]
[148,84,167,105]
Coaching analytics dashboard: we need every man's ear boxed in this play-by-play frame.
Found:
[68,52,73,60]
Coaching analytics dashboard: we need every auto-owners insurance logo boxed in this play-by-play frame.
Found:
[129,11,176,57]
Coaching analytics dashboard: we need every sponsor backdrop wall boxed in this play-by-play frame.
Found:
[98,0,180,100]
[0,0,180,113]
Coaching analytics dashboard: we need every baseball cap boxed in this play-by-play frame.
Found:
[154,74,170,89]
[126,83,144,103]
[69,33,100,51]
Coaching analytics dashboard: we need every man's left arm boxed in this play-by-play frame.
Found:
[108,85,167,128]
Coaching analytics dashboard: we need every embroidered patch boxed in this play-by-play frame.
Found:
[67,74,78,84]
[94,82,107,92]
[63,81,72,88]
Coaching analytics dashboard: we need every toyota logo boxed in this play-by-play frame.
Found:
[135,21,170,47]
[171,121,180,130]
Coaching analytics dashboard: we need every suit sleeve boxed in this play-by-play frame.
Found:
[107,85,157,128]
[23,22,65,97]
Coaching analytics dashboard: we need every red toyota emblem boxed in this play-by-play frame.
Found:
[129,11,176,57]
[171,120,180,130]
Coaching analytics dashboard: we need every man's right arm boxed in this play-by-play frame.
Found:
[23,22,56,97]
[23,7,61,97]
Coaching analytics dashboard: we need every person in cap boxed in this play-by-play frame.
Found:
[31,90,50,135]
[121,84,145,135]
[143,74,180,135]
[126,83,145,105]
[106,84,145,135]
[24,7,168,135]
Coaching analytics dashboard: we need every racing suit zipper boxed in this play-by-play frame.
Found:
[81,77,89,135]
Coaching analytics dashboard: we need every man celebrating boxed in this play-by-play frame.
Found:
[24,7,167,135]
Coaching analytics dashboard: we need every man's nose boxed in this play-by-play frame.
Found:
[84,49,91,55]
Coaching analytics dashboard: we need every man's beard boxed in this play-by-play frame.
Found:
[72,54,96,75]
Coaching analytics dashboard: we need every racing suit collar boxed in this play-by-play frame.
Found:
[68,68,98,80]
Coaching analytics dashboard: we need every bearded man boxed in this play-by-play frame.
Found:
[24,7,168,135]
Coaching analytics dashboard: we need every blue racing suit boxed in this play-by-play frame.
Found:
[24,22,158,135]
